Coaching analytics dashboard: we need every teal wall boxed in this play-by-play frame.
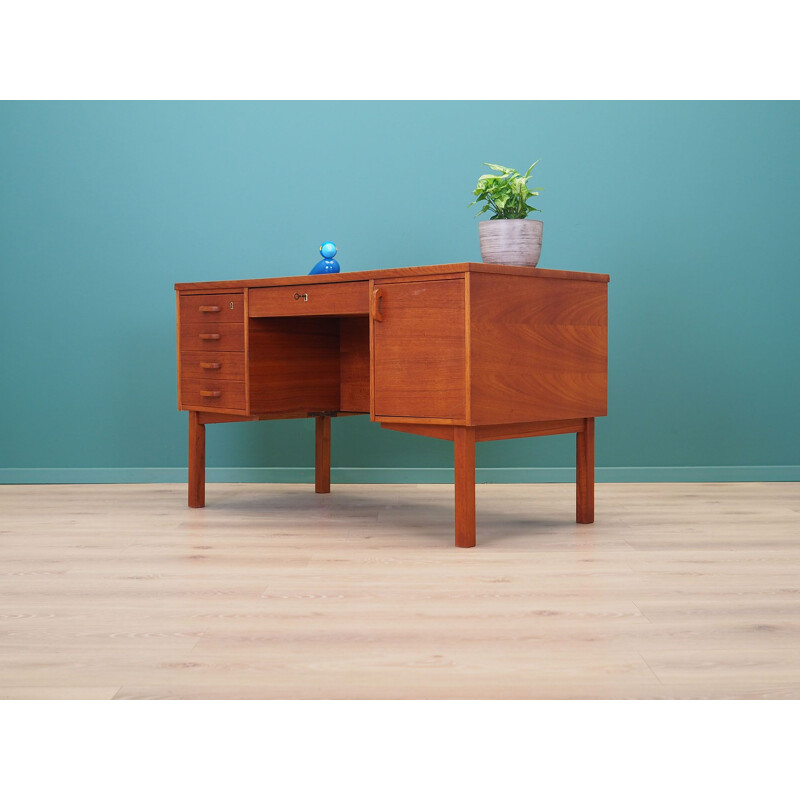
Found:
[1,101,798,483]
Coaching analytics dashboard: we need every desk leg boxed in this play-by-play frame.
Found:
[454,427,476,548]
[576,417,595,523]
[188,410,206,508]
[315,415,331,494]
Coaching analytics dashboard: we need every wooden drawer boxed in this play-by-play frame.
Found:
[249,282,368,317]
[179,322,244,352]
[180,378,246,411]
[179,293,244,323]
[180,351,245,381]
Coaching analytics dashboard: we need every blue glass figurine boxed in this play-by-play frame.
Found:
[309,241,340,275]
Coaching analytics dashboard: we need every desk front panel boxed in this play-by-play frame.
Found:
[179,322,245,352]
[371,277,467,423]
[180,377,246,411]
[180,351,246,381]
[249,282,369,317]
[179,292,244,323]
[177,290,248,414]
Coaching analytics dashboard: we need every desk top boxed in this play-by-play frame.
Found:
[175,262,610,292]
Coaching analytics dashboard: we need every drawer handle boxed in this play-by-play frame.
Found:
[294,292,309,302]
[199,333,221,340]
[371,287,384,322]
[200,390,222,398]
[200,362,221,370]
[199,305,221,313]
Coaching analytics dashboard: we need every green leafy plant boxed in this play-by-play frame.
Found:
[469,162,543,219]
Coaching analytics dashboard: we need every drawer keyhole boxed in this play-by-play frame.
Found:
[294,292,309,302]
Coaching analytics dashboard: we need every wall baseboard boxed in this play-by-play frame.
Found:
[1,466,798,484]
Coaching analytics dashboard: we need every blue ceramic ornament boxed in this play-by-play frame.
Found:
[309,241,341,275]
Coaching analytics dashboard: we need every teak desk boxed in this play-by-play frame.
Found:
[175,263,609,547]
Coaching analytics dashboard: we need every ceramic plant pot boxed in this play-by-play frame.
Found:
[478,218,543,267]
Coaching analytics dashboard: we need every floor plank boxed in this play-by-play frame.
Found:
[1,482,798,699]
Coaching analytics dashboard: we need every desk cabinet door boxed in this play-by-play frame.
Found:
[372,278,466,422]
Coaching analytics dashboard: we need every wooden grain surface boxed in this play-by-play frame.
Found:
[179,377,246,411]
[454,428,476,547]
[314,416,331,494]
[179,351,246,381]
[175,263,610,292]
[469,272,608,424]
[179,293,244,323]
[576,417,595,523]
[339,317,370,413]
[179,322,245,353]
[1,482,798,699]
[372,279,467,421]
[248,317,340,415]
[187,413,204,508]
[475,419,585,442]
[249,282,369,317]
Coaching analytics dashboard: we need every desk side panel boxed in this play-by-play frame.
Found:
[176,291,182,410]
[469,272,608,425]
[339,317,370,412]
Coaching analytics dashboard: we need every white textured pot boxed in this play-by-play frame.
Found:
[478,218,543,267]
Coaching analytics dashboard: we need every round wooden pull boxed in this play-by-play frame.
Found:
[200,362,221,370]
[200,390,222,398]
[199,305,221,313]
[199,333,221,340]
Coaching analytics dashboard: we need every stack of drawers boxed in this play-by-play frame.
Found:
[178,292,246,413]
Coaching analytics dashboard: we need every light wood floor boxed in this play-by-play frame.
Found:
[1,482,799,699]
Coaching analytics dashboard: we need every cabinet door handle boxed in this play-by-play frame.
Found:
[199,333,221,340]
[199,305,221,313]
[200,390,222,398]
[371,287,384,322]
[200,362,221,370]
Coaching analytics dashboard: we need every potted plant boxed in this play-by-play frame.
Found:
[469,162,543,266]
